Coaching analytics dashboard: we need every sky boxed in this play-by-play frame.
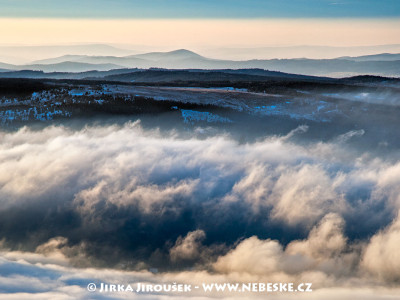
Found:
[0,0,399,18]
[0,1,399,58]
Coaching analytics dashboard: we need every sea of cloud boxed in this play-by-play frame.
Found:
[0,121,400,299]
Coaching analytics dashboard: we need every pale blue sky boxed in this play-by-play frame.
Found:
[0,0,399,18]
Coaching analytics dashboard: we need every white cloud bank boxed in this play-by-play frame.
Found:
[0,122,400,298]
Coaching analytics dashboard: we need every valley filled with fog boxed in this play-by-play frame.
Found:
[0,71,399,299]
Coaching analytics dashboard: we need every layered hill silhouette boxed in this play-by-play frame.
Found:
[0,49,400,77]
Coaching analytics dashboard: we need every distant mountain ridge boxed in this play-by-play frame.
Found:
[1,49,400,77]
[131,49,204,61]
[339,53,400,62]
[0,44,136,64]
[31,49,203,65]
[0,68,315,81]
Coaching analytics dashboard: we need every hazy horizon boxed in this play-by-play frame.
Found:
[1,1,399,63]
[2,42,400,65]
[1,18,399,48]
